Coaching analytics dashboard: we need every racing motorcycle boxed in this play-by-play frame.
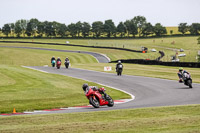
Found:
[56,60,61,69]
[116,63,123,76]
[51,60,56,67]
[85,87,114,108]
[116,68,122,76]
[64,60,70,69]
[181,73,193,88]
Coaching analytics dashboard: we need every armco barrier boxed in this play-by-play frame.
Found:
[111,59,200,68]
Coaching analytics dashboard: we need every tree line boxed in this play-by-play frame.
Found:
[0,16,200,38]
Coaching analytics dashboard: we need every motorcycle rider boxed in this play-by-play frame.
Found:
[65,57,70,63]
[51,56,56,63]
[177,67,190,83]
[82,83,108,99]
[65,57,70,67]
[116,60,123,76]
[57,57,61,62]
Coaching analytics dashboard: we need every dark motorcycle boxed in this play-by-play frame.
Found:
[182,73,193,88]
[85,87,114,108]
[116,68,122,76]
[64,60,70,69]
[116,64,123,76]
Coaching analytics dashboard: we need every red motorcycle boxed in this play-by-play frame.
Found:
[85,87,114,108]
[56,61,61,69]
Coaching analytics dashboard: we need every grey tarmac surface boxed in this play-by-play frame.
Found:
[25,66,200,115]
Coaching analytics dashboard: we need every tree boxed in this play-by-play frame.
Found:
[76,21,82,37]
[92,21,104,38]
[56,23,67,37]
[117,22,126,37]
[82,22,91,37]
[178,23,189,35]
[14,21,22,37]
[68,23,78,37]
[124,20,138,37]
[10,23,15,37]
[153,23,167,36]
[170,30,173,35]
[26,22,32,36]
[132,16,147,37]
[2,24,11,37]
[104,19,116,38]
[29,18,39,37]
[189,23,200,35]
[37,22,45,37]
[43,21,56,37]
[19,19,28,37]
[141,22,154,37]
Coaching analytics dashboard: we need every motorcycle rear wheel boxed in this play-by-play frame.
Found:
[89,96,100,108]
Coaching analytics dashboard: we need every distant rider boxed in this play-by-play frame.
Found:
[64,57,70,68]
[177,67,190,82]
[82,83,108,99]
[57,57,61,62]
[65,57,70,63]
[116,60,123,76]
[51,56,56,63]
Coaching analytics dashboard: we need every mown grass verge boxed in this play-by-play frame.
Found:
[1,104,200,133]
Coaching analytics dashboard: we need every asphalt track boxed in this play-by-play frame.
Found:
[24,66,200,115]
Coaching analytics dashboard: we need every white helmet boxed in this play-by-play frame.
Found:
[118,60,121,63]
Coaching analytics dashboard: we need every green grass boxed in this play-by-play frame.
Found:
[0,65,130,113]
[1,36,200,62]
[1,105,200,133]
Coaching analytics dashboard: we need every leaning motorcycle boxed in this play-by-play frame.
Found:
[51,60,56,67]
[64,60,70,69]
[85,87,114,108]
[182,73,193,88]
[56,61,61,69]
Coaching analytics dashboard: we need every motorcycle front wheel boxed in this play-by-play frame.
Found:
[188,80,193,88]
[89,96,100,108]
[107,95,114,107]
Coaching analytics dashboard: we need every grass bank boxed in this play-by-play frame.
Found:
[1,104,200,133]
